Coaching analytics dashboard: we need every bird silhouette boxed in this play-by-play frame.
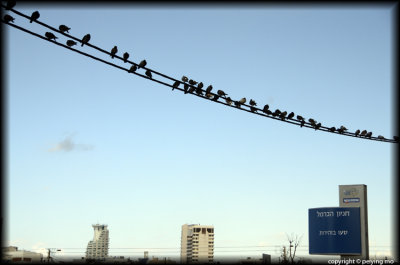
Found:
[188,85,196,94]
[128,65,137,73]
[123,52,129,63]
[184,83,189,94]
[45,32,57,41]
[110,46,118,59]
[138,60,147,69]
[314,122,321,130]
[297,115,304,121]
[355,129,360,136]
[250,106,258,113]
[6,0,16,10]
[366,132,372,138]
[145,69,152,79]
[308,118,316,125]
[30,11,40,23]
[249,99,257,106]
[280,111,287,120]
[213,95,220,101]
[225,97,233,105]
[66,40,77,47]
[378,135,385,140]
[205,85,213,94]
[360,130,367,136]
[234,101,241,108]
[263,104,269,112]
[274,109,281,116]
[197,82,204,89]
[239,98,246,104]
[300,120,305,128]
[329,127,336,132]
[195,87,203,96]
[3,14,15,23]
[172,81,180,91]
[181,76,189,82]
[264,109,272,115]
[287,112,295,120]
[59,25,70,33]
[188,79,198,85]
[81,34,91,47]
[217,90,227,97]
[340,126,348,131]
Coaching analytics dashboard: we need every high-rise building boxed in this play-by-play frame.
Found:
[181,224,214,264]
[86,224,109,260]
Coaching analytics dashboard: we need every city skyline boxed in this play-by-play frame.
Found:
[4,2,396,263]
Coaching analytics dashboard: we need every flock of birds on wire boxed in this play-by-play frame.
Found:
[2,0,399,144]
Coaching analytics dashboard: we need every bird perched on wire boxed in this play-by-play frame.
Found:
[250,106,258,113]
[188,85,196,94]
[206,93,213,99]
[377,135,385,140]
[145,69,152,79]
[314,122,322,131]
[110,46,118,59]
[329,127,336,132]
[195,87,203,96]
[59,25,70,33]
[197,82,204,90]
[249,99,257,106]
[213,95,220,101]
[366,132,372,138]
[184,83,189,94]
[138,60,147,69]
[3,14,15,23]
[205,85,213,94]
[296,115,304,121]
[360,130,367,137]
[355,129,360,136]
[128,65,137,73]
[225,97,233,105]
[273,109,281,116]
[6,0,16,10]
[279,111,287,120]
[123,52,129,63]
[337,126,347,134]
[300,120,305,128]
[217,90,228,97]
[234,101,241,108]
[308,118,316,126]
[239,97,246,105]
[30,11,40,23]
[45,32,58,41]
[66,40,77,47]
[172,81,180,91]
[286,112,294,120]
[262,104,269,112]
[81,34,91,46]
[188,79,198,85]
[182,76,189,83]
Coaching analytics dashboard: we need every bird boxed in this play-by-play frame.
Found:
[366,132,372,138]
[250,106,258,113]
[128,65,137,73]
[81,34,91,47]
[6,0,16,10]
[340,126,348,131]
[138,60,147,69]
[3,14,15,23]
[264,109,272,115]
[217,90,227,97]
[188,79,198,85]
[297,115,304,121]
[355,129,360,136]
[249,99,257,106]
[195,87,203,96]
[225,97,233,105]
[206,93,213,99]
[378,135,385,140]
[239,98,246,104]
[172,81,180,91]
[262,104,269,112]
[181,76,189,82]
[280,111,287,120]
[197,82,204,89]
[314,122,322,130]
[123,52,129,63]
[110,46,118,59]
[59,25,70,33]
[234,101,241,108]
[188,85,196,94]
[205,85,213,94]
[287,112,295,120]
[329,127,336,132]
[213,95,220,101]
[145,69,152,79]
[30,11,40,23]
[308,118,316,125]
[337,127,345,134]
[66,40,77,47]
[184,83,189,94]
[300,120,305,128]
[45,32,57,41]
[274,109,281,116]
[360,130,367,136]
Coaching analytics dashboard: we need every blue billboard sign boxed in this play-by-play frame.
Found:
[309,207,361,255]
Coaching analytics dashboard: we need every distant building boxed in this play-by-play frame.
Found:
[86,224,110,260]
[181,224,214,264]
[2,246,43,263]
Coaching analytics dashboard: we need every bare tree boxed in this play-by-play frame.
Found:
[287,233,303,264]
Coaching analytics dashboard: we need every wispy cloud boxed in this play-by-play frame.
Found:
[48,134,94,153]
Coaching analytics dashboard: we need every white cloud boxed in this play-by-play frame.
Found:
[48,134,94,153]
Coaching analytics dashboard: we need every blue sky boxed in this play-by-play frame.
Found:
[4,3,396,262]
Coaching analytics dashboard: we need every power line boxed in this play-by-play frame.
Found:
[2,6,398,144]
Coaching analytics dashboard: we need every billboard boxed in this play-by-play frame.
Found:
[309,207,361,255]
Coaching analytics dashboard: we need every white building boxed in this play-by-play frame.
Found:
[2,246,43,263]
[181,224,214,264]
[86,224,109,260]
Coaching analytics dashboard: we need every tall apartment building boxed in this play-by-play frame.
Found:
[181,224,214,264]
[86,224,109,260]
